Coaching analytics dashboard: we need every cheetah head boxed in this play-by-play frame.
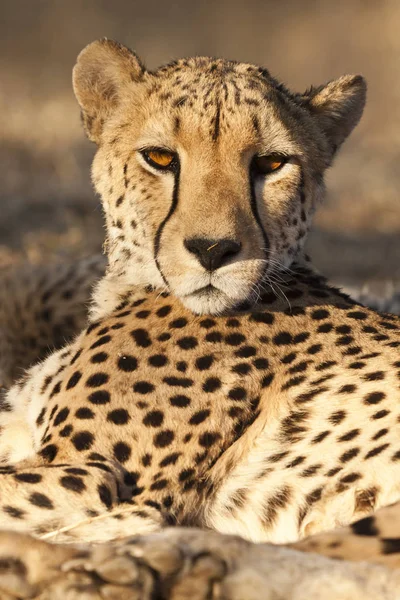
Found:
[73,39,366,315]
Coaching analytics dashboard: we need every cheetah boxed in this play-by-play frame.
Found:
[0,256,105,389]
[0,38,399,599]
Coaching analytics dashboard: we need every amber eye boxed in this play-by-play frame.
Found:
[142,148,177,170]
[252,154,287,175]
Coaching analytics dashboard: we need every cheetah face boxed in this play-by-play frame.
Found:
[74,40,366,315]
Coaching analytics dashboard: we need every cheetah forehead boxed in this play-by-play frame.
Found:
[74,38,366,156]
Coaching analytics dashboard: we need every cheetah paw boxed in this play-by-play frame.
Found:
[0,528,400,599]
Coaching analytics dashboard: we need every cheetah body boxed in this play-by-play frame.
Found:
[0,38,399,597]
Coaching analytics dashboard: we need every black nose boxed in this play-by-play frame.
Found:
[184,237,242,271]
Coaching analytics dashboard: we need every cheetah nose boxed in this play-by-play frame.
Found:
[184,237,242,271]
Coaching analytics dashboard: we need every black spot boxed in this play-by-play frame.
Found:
[29,492,54,509]
[170,318,188,329]
[98,484,113,508]
[136,310,151,319]
[293,332,310,344]
[364,391,386,405]
[14,473,42,484]
[364,443,389,459]
[72,431,94,451]
[228,387,247,401]
[39,444,58,462]
[311,430,331,444]
[131,328,152,348]
[340,472,361,484]
[60,475,86,493]
[3,506,25,519]
[91,352,108,364]
[150,479,169,491]
[199,432,221,447]
[225,333,246,346]
[86,373,109,387]
[235,345,257,358]
[113,441,132,463]
[282,352,297,364]
[65,467,88,475]
[117,355,138,371]
[261,373,275,387]
[66,371,82,390]
[311,309,330,320]
[76,407,95,419]
[250,312,275,325]
[142,454,152,467]
[273,332,292,345]
[372,409,390,420]
[148,354,168,367]
[381,538,400,554]
[329,410,346,425]
[88,390,110,405]
[97,327,109,336]
[49,381,61,399]
[195,355,214,370]
[156,305,172,317]
[143,410,164,427]
[159,453,181,467]
[372,428,388,441]
[107,409,130,425]
[340,447,360,462]
[226,318,240,327]
[154,430,175,448]
[70,350,83,365]
[164,377,193,388]
[253,358,269,370]
[232,363,251,375]
[363,371,385,382]
[158,332,171,341]
[90,335,112,350]
[281,376,306,390]
[347,311,368,320]
[203,377,221,392]
[339,384,357,394]
[338,429,360,442]
[36,408,46,426]
[337,335,354,346]
[351,516,378,536]
[179,468,195,482]
[170,395,191,407]
[307,344,322,355]
[200,318,216,329]
[205,331,222,343]
[133,381,155,394]
[177,336,198,350]
[59,424,73,437]
[349,361,366,370]
[54,407,70,426]
[189,410,211,425]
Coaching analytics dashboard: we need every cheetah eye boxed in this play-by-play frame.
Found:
[142,148,177,171]
[252,154,287,176]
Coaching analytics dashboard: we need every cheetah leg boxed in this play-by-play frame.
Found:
[292,499,400,569]
[0,460,164,544]
[0,527,399,600]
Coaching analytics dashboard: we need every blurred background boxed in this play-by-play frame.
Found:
[1,0,399,286]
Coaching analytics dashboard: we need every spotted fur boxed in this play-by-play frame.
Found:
[0,39,398,597]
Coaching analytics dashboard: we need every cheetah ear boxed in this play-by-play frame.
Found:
[304,75,367,154]
[73,39,145,143]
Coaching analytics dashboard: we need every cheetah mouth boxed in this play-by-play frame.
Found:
[190,284,218,297]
